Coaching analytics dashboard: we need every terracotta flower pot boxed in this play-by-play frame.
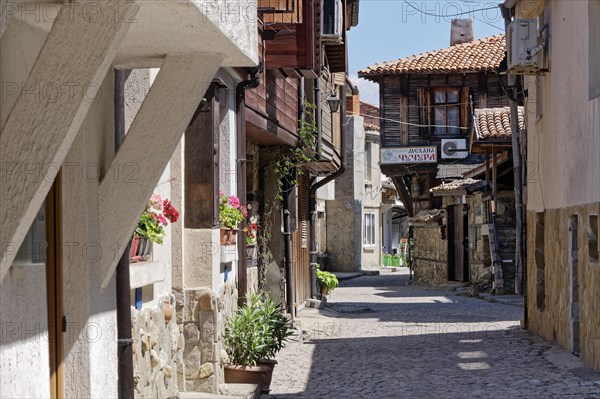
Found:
[130,236,140,259]
[224,364,270,391]
[220,228,238,246]
[320,286,329,296]
[246,244,257,259]
[258,359,278,394]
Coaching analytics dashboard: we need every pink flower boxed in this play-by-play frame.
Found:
[228,195,240,209]
[158,214,168,225]
[219,191,225,197]
[150,194,163,210]
[241,206,248,218]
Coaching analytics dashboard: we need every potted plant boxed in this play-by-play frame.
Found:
[243,215,258,259]
[131,194,179,262]
[316,266,338,296]
[223,294,292,393]
[219,192,247,245]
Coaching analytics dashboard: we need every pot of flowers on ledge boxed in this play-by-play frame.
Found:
[130,194,179,262]
[219,192,247,246]
[244,215,258,259]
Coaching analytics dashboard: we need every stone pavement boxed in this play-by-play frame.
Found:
[265,270,600,398]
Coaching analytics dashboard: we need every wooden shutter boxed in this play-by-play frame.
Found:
[417,87,431,136]
[460,86,470,133]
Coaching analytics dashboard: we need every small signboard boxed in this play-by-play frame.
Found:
[380,146,437,164]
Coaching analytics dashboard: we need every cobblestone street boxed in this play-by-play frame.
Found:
[266,271,600,398]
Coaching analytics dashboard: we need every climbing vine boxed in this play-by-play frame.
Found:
[273,101,318,200]
[255,101,318,294]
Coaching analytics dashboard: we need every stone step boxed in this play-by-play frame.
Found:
[179,384,260,399]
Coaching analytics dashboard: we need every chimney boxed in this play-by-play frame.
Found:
[450,19,474,46]
[346,91,360,116]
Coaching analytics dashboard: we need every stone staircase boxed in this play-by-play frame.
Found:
[497,225,517,294]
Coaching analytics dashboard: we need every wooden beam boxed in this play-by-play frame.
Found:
[485,151,490,189]
[0,1,135,277]
[98,54,223,287]
[393,177,414,217]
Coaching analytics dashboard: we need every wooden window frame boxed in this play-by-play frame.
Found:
[431,87,462,136]
[418,86,470,137]
[363,213,376,248]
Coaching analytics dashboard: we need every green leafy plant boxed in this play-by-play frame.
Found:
[273,101,318,200]
[316,266,339,292]
[224,294,292,366]
[134,194,179,244]
[219,192,247,229]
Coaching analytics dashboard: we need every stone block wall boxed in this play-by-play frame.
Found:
[132,294,181,398]
[413,226,448,285]
[180,281,238,394]
[527,203,600,370]
[467,193,492,287]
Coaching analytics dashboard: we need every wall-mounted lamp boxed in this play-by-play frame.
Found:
[326,91,341,113]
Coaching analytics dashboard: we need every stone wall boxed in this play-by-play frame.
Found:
[413,226,448,285]
[527,203,600,370]
[467,193,492,288]
[132,294,181,398]
[181,281,238,394]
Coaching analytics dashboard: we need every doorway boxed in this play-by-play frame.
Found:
[448,204,468,282]
[569,215,580,356]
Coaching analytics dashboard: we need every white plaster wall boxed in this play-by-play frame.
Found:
[216,70,239,286]
[0,266,50,398]
[526,1,600,211]
[0,17,48,128]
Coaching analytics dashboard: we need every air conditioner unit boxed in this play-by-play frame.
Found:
[321,0,343,43]
[441,139,468,159]
[507,19,547,75]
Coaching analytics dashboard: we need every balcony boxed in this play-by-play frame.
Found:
[246,70,300,146]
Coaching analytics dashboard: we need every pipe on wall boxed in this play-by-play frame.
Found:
[308,85,347,298]
[114,68,135,399]
[501,3,527,325]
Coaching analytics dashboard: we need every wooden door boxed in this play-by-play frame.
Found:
[291,173,310,313]
[46,175,63,398]
[448,204,467,282]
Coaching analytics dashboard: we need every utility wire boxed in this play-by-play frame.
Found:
[402,0,498,18]
[359,113,469,130]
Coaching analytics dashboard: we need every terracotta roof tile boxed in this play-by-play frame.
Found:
[409,209,445,226]
[364,123,380,131]
[474,106,524,141]
[358,35,505,77]
[431,178,487,196]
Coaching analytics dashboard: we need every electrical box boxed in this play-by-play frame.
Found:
[507,19,547,74]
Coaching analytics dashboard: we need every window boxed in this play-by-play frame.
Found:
[363,213,376,247]
[432,88,461,135]
[364,143,372,182]
[14,204,46,265]
[590,0,600,99]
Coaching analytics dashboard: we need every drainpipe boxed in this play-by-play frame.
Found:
[308,88,346,298]
[501,3,527,325]
[282,171,295,318]
[236,64,262,305]
[114,68,134,399]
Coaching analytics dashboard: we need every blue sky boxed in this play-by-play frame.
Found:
[347,0,505,105]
